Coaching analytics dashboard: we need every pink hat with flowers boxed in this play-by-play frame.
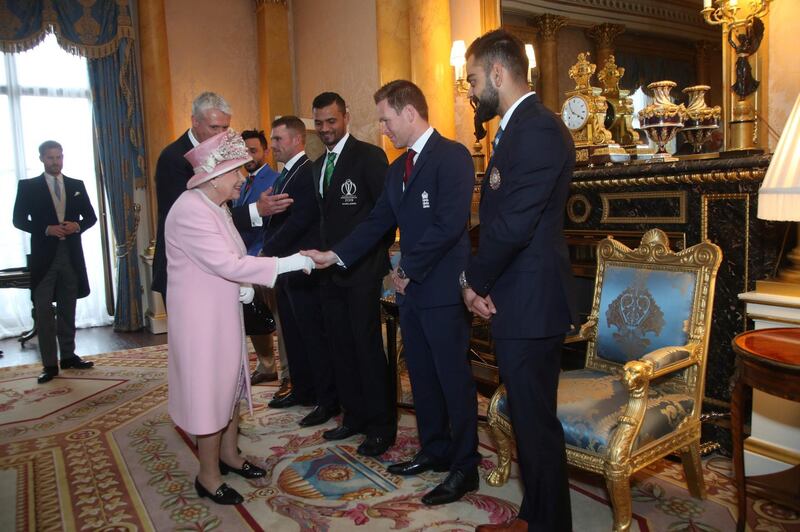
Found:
[184,129,252,189]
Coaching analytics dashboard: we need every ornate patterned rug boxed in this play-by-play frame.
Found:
[1,345,797,531]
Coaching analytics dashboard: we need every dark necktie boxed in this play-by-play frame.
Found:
[273,168,289,193]
[240,174,254,204]
[492,126,504,150]
[404,149,416,184]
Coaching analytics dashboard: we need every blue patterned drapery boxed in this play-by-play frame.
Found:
[1,0,146,331]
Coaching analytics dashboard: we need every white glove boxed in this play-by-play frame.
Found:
[277,253,316,275]
[239,285,255,304]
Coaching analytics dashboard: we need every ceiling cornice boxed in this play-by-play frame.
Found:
[503,0,720,41]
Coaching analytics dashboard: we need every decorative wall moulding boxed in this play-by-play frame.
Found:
[503,0,720,41]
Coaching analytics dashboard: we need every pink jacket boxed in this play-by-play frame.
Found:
[166,189,277,435]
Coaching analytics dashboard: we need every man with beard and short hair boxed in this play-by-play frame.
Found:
[228,129,290,391]
[310,92,395,457]
[304,80,479,505]
[464,29,577,532]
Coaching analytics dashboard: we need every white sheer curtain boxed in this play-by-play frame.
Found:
[1,34,112,339]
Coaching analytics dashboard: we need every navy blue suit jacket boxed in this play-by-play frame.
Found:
[465,94,578,339]
[335,130,474,309]
[230,164,280,256]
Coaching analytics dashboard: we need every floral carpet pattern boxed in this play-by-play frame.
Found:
[0,345,798,531]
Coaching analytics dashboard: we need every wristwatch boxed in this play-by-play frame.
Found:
[458,270,471,290]
[396,266,407,280]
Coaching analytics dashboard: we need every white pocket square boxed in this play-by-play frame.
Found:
[74,191,81,196]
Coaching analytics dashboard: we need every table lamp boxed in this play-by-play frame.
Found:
[756,93,800,296]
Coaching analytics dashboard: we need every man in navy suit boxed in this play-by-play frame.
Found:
[464,30,577,532]
[13,140,97,383]
[304,80,479,505]
[261,116,338,428]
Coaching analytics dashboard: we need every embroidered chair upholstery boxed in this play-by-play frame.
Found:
[485,229,722,532]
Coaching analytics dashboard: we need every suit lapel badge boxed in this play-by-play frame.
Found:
[340,178,357,206]
[489,167,501,190]
[421,191,430,208]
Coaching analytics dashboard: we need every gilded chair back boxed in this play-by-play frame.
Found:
[583,229,721,405]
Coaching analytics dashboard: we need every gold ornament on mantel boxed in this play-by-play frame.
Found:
[597,55,639,150]
[638,81,687,163]
[681,85,722,156]
[561,52,629,165]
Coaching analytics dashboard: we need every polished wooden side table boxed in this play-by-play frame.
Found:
[731,327,800,531]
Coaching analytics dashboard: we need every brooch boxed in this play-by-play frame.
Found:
[489,167,501,190]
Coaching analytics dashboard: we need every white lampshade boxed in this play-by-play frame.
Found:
[450,40,466,68]
[525,44,537,69]
[758,93,800,221]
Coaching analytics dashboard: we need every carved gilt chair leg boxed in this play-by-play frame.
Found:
[486,420,512,486]
[679,441,707,499]
[605,476,633,532]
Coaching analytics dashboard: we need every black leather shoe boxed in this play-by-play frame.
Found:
[219,459,266,479]
[421,469,479,506]
[357,435,393,457]
[387,451,450,476]
[60,356,94,370]
[268,391,314,408]
[37,367,58,384]
[298,405,340,427]
[323,425,359,441]
[194,477,243,505]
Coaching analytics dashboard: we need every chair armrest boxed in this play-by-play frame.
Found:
[643,343,699,379]
[564,316,597,344]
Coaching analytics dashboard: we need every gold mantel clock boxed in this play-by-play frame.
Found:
[561,52,628,165]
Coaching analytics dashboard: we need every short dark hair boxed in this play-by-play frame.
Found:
[39,140,62,156]
[271,115,307,143]
[241,129,267,149]
[312,92,347,114]
[373,80,429,121]
[466,29,528,85]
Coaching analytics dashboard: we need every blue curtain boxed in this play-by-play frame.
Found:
[1,0,146,331]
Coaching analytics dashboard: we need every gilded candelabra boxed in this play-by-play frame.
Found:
[701,0,770,153]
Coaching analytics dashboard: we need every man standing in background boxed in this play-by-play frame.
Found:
[13,140,98,384]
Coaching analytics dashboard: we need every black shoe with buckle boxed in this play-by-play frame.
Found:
[421,468,479,506]
[194,477,244,505]
[219,459,266,479]
[387,451,450,476]
[60,356,94,370]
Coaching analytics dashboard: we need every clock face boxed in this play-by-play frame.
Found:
[562,96,589,130]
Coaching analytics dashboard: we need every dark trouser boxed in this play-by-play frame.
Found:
[276,274,337,408]
[321,279,396,440]
[494,334,572,532]
[399,300,479,472]
[33,242,78,369]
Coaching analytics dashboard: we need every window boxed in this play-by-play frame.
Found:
[1,34,112,338]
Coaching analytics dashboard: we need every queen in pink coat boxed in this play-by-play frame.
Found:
[166,129,314,506]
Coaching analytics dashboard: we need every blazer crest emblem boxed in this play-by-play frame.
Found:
[489,167,501,190]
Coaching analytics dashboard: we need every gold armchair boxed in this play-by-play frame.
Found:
[485,229,722,531]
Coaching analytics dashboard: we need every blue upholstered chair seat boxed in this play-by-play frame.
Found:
[495,369,694,455]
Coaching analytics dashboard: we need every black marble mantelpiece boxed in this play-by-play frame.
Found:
[563,154,782,453]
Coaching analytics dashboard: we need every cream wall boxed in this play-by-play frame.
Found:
[291,0,382,145]
[163,0,259,133]
[451,0,483,150]
[767,1,800,151]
